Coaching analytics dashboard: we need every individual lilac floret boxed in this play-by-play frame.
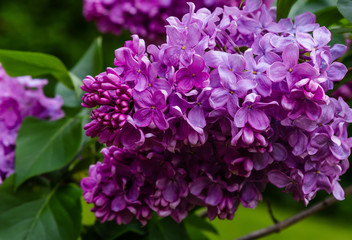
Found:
[81,1,352,225]
[0,65,64,184]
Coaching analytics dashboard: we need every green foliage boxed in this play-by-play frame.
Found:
[15,117,83,188]
[147,217,191,240]
[82,220,146,240]
[276,0,297,20]
[337,0,352,23]
[0,49,74,90]
[315,6,344,26]
[184,213,218,235]
[0,177,82,240]
[71,37,104,80]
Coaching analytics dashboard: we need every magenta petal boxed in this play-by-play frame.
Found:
[153,109,169,130]
[134,74,148,92]
[327,62,347,81]
[152,78,172,95]
[330,142,350,160]
[293,117,317,132]
[190,177,208,196]
[134,108,153,127]
[268,170,291,188]
[205,184,223,206]
[188,106,206,128]
[313,27,331,47]
[163,181,178,203]
[292,63,318,79]
[111,195,126,212]
[248,109,269,131]
[303,172,318,194]
[133,90,153,108]
[268,62,288,82]
[179,79,195,93]
[242,127,254,145]
[295,12,316,26]
[283,44,299,68]
[235,80,256,98]
[234,107,248,128]
[227,95,239,117]
[305,101,321,121]
[203,51,227,68]
[238,17,260,35]
[271,143,288,161]
[333,182,345,200]
[218,66,237,89]
[289,130,308,156]
[296,32,315,50]
[152,90,167,109]
[210,88,229,108]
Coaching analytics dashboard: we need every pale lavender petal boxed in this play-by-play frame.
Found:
[234,107,248,128]
[210,88,229,108]
[295,12,316,26]
[332,182,345,200]
[283,44,299,68]
[327,62,347,81]
[268,62,288,82]
[296,32,315,50]
[313,27,331,48]
[235,80,257,98]
[188,106,206,128]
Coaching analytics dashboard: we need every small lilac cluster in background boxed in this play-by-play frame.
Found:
[83,0,268,41]
[81,0,352,225]
[0,65,64,184]
[333,80,352,101]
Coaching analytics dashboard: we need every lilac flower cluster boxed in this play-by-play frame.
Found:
[333,80,352,101]
[0,65,64,184]
[83,0,240,41]
[81,1,352,225]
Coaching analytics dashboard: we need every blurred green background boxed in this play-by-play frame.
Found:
[1,0,352,239]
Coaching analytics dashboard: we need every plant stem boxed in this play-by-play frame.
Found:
[236,184,352,240]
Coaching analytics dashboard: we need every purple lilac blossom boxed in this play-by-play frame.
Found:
[83,0,235,41]
[81,1,352,225]
[0,65,64,184]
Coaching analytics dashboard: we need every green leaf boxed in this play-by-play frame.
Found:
[71,37,103,80]
[277,0,297,20]
[82,220,145,240]
[14,116,83,188]
[0,49,73,89]
[185,224,210,240]
[0,178,82,240]
[315,6,343,27]
[148,217,191,240]
[337,0,352,23]
[184,213,218,235]
[81,197,96,226]
[55,72,83,108]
